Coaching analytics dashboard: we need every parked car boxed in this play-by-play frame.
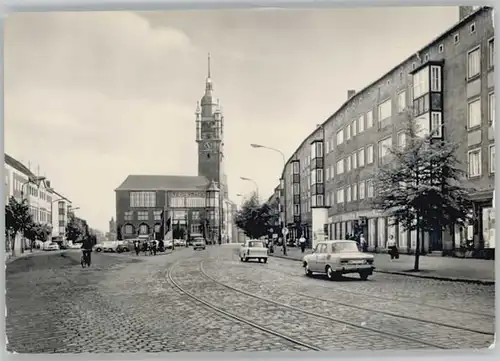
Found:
[165,240,174,249]
[302,240,375,280]
[44,242,60,251]
[93,241,119,253]
[68,242,83,249]
[192,237,206,250]
[239,240,268,263]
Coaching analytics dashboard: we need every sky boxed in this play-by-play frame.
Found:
[4,7,460,232]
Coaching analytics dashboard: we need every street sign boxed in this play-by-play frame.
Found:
[282,227,289,236]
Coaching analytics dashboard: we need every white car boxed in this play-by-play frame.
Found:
[174,239,187,247]
[44,242,60,251]
[239,240,268,263]
[68,242,82,249]
[94,241,118,252]
[303,240,375,280]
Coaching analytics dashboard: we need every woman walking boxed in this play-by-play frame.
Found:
[387,235,399,260]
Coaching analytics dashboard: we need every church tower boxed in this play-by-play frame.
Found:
[195,54,228,199]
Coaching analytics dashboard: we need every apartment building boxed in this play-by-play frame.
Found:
[50,191,73,242]
[278,7,495,255]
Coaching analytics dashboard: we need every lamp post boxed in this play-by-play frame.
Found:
[250,143,287,236]
[240,176,259,200]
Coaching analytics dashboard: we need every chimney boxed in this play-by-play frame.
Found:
[45,180,51,188]
[347,90,356,100]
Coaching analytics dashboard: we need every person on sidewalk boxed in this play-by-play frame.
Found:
[299,235,306,253]
[360,233,368,252]
[81,235,93,266]
[387,235,399,260]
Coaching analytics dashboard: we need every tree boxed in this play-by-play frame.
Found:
[371,112,472,271]
[66,213,84,243]
[235,193,274,239]
[25,222,52,250]
[5,197,33,256]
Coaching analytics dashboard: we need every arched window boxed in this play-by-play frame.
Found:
[124,224,134,235]
[154,224,161,232]
[139,223,149,235]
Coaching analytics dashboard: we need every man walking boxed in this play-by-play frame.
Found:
[82,235,93,266]
[299,235,306,253]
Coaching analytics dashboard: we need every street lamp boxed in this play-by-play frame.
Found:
[250,143,287,235]
[240,177,259,199]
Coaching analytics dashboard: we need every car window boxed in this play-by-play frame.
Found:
[331,242,359,253]
[248,241,264,248]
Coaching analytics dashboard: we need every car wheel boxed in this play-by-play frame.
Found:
[326,266,337,281]
[263,258,268,264]
[244,257,249,262]
[258,258,262,263]
[359,271,370,281]
[95,248,102,252]
[304,263,312,276]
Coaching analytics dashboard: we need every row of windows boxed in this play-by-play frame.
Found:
[130,192,156,208]
[467,38,494,81]
[29,206,50,224]
[335,145,375,175]
[468,145,495,177]
[170,196,208,208]
[124,210,203,221]
[333,180,374,205]
[467,92,495,129]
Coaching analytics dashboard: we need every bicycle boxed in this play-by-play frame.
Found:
[81,250,91,268]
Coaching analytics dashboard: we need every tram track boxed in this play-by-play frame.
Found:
[170,258,448,350]
[166,260,323,351]
[205,259,494,337]
[237,257,494,318]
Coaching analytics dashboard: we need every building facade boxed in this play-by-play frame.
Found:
[115,55,234,243]
[277,7,495,255]
[50,191,73,242]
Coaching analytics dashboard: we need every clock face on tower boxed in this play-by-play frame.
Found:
[203,141,213,151]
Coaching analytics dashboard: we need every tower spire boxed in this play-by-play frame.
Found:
[208,52,211,79]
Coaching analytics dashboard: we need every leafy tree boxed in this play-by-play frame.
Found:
[235,193,274,239]
[66,213,84,242]
[5,197,33,256]
[25,222,52,250]
[371,112,472,271]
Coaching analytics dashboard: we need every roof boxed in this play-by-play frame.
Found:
[51,190,71,202]
[115,175,211,191]
[4,153,35,178]
[280,6,491,179]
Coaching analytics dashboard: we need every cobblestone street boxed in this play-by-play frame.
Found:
[6,245,495,353]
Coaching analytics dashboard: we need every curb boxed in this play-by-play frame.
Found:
[270,254,495,286]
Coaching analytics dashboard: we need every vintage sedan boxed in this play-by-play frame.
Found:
[239,240,268,263]
[192,237,206,250]
[302,240,375,280]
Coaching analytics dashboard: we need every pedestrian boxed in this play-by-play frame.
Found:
[81,234,93,266]
[387,235,399,260]
[282,236,287,256]
[134,240,141,256]
[299,235,306,253]
[360,233,368,252]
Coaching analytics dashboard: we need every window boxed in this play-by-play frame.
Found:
[137,211,149,220]
[359,181,366,200]
[430,66,441,92]
[352,183,358,201]
[294,204,300,215]
[358,148,365,167]
[467,47,481,79]
[346,155,352,172]
[397,91,406,112]
[124,211,133,221]
[124,224,134,235]
[488,38,495,69]
[185,197,206,208]
[378,99,392,122]
[431,112,443,137]
[346,124,351,140]
[139,224,149,235]
[367,180,374,198]
[490,145,496,174]
[351,119,357,137]
[315,142,324,158]
[336,159,344,175]
[358,115,365,133]
[346,185,351,202]
[154,210,162,221]
[424,53,429,62]
[454,33,459,44]
[330,165,334,180]
[312,194,324,207]
[130,191,156,208]
[413,67,429,99]
[397,131,407,148]
[366,110,373,128]
[325,167,330,180]
[366,145,374,164]
[468,148,482,177]
[293,161,300,174]
[336,188,344,204]
[336,129,344,145]
[170,196,186,208]
[470,23,476,34]
[412,62,416,70]
[192,211,200,220]
[468,98,481,128]
[325,140,330,154]
[352,152,357,169]
[293,183,300,194]
[378,137,392,160]
[438,44,444,53]
[489,92,495,127]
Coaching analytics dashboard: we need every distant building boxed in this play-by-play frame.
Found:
[115,55,235,243]
[50,191,73,242]
[275,7,495,256]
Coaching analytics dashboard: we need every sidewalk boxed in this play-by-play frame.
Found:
[271,247,495,285]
